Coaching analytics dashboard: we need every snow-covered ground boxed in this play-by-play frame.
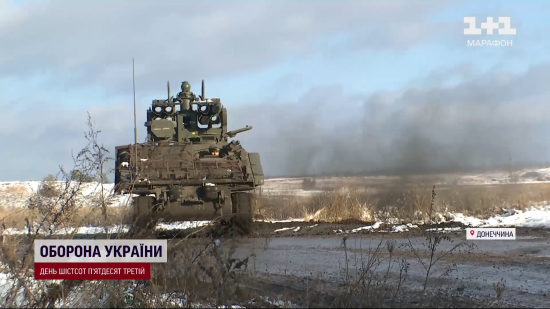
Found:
[2,167,550,209]
[261,167,550,195]
[2,167,550,236]
[457,167,550,185]
[0,181,132,209]
[263,204,550,235]
[3,204,550,236]
[1,220,213,235]
[1,169,549,308]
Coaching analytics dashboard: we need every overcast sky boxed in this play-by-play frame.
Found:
[1,0,550,181]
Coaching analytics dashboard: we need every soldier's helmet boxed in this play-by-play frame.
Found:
[118,151,130,161]
[181,81,191,92]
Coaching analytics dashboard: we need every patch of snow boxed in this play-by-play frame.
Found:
[450,205,550,228]
[156,221,211,230]
[351,221,383,233]
[334,221,383,234]
[2,225,130,235]
[454,167,550,185]
[425,227,464,233]
[273,227,294,233]
[450,213,485,227]
[391,223,418,233]
[0,181,135,209]
[260,189,323,197]
[260,297,300,308]
[273,224,315,233]
[257,218,305,223]
[0,269,81,307]
[2,221,213,236]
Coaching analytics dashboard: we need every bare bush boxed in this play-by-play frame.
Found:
[0,114,261,308]
[38,174,61,198]
[0,114,123,308]
[75,112,114,223]
[333,236,410,307]
[404,185,475,305]
[324,188,495,307]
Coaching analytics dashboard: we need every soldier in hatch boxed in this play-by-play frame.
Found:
[209,145,220,156]
[118,151,130,163]
[117,151,133,182]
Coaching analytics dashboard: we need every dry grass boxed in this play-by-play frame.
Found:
[256,182,550,223]
[0,169,543,306]
[0,205,131,230]
[0,113,523,308]
[0,184,29,195]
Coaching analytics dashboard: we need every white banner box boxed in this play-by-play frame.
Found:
[34,239,168,263]
[466,228,516,240]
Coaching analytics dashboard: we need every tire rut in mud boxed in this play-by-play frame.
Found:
[20,220,550,241]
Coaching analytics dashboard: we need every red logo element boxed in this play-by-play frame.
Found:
[470,230,475,236]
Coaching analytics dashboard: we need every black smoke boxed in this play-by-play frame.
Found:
[231,64,550,177]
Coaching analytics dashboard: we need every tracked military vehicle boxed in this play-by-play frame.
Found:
[114,80,264,232]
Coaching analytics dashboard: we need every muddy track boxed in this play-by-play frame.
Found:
[8,220,549,241]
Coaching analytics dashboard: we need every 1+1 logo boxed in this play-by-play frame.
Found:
[463,17,516,47]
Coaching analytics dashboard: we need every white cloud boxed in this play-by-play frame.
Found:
[0,0,457,93]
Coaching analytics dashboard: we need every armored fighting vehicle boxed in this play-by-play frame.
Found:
[114,80,264,232]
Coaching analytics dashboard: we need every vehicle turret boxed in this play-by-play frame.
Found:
[144,80,252,145]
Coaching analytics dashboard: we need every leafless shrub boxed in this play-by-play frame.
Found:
[0,113,124,308]
[38,174,61,198]
[332,235,409,307]
[75,112,114,223]
[404,185,476,304]
[0,113,261,308]
[325,187,487,307]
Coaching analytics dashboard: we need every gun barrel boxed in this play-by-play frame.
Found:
[226,125,253,137]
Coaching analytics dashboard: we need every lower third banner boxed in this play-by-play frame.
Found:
[34,262,151,280]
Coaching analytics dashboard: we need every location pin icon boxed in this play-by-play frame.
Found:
[470,230,475,236]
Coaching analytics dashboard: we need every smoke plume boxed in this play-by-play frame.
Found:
[231,64,550,177]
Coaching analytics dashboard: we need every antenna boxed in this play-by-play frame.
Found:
[132,59,138,175]
[167,81,172,103]
[201,79,205,100]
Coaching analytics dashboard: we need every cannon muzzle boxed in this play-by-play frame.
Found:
[224,126,252,138]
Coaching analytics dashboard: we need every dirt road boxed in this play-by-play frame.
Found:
[5,221,550,307]
[227,232,550,307]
